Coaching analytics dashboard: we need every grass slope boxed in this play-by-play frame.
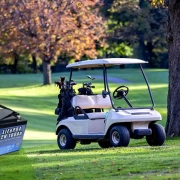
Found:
[0,68,173,179]
[0,149,35,180]
[26,138,180,180]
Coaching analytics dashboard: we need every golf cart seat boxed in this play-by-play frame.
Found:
[71,95,112,119]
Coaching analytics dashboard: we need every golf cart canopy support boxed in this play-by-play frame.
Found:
[66,58,154,111]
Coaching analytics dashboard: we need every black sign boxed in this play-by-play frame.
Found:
[0,124,26,155]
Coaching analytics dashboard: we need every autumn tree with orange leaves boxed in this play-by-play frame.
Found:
[0,4,31,73]
[0,0,105,84]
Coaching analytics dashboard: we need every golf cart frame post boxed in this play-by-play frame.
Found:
[68,63,155,111]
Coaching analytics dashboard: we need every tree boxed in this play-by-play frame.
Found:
[31,54,38,73]
[99,0,134,59]
[106,0,167,67]
[0,11,30,74]
[150,0,180,136]
[163,0,180,136]
[0,0,105,84]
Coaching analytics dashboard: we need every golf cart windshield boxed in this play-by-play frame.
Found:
[66,58,154,111]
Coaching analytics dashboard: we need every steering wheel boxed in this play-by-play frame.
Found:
[113,86,129,99]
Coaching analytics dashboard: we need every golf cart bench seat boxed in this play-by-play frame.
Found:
[71,95,111,119]
[71,95,112,109]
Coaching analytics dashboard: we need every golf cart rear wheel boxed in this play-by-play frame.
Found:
[110,125,130,147]
[57,128,76,150]
[98,140,111,148]
[146,124,166,146]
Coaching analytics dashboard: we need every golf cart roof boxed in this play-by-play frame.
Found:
[66,58,147,68]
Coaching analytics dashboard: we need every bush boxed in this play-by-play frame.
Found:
[17,63,33,73]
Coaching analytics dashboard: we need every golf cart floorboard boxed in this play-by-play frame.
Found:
[73,134,104,139]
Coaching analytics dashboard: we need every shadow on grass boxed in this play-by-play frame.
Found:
[26,147,101,155]
[26,144,173,156]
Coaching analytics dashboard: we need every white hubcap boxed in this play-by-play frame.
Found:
[112,131,120,144]
[60,134,67,146]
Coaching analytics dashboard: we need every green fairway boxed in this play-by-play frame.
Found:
[0,149,35,180]
[0,68,168,147]
[0,68,173,179]
[25,138,180,180]
[2,138,180,180]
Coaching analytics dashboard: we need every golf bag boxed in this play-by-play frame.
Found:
[77,76,101,113]
[55,77,76,121]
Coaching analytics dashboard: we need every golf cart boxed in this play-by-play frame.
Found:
[55,58,166,149]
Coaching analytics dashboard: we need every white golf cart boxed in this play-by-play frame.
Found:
[55,58,166,149]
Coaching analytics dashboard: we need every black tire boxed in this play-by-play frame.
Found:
[98,140,111,148]
[146,124,166,146]
[109,125,130,147]
[57,128,76,150]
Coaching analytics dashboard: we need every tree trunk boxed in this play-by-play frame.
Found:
[137,39,147,61]
[165,1,180,137]
[146,41,155,68]
[32,54,37,73]
[138,0,148,62]
[12,53,19,74]
[42,59,52,85]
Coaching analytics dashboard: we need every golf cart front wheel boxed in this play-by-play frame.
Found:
[110,125,130,147]
[57,128,76,150]
[146,124,166,146]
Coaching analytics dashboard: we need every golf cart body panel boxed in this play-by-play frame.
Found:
[55,58,166,149]
[56,108,161,139]
[104,109,161,134]
[56,118,105,138]
[56,117,89,134]
[107,109,161,123]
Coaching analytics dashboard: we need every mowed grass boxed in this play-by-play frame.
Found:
[0,69,168,147]
[26,139,180,180]
[1,68,178,180]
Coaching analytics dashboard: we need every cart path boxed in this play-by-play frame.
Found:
[95,75,131,83]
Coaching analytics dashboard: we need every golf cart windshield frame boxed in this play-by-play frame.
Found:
[68,64,155,111]
[103,64,154,111]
